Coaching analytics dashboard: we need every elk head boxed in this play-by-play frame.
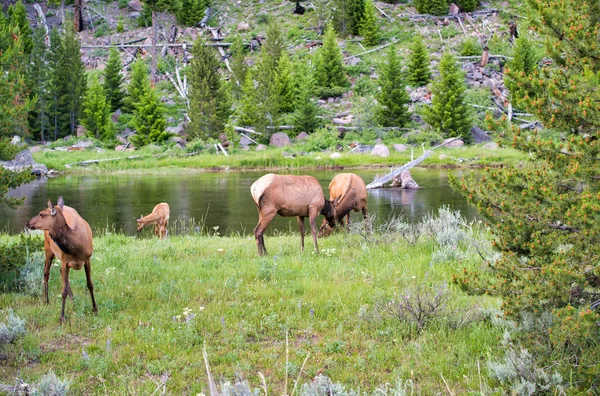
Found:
[320,196,340,231]
[26,197,65,231]
[136,216,145,232]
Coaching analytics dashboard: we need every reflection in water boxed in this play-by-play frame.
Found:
[0,169,480,235]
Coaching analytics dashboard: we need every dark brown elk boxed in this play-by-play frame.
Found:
[25,197,96,323]
[318,173,369,237]
[251,174,338,256]
[136,203,170,239]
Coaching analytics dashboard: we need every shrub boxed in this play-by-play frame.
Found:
[18,252,44,296]
[0,235,42,292]
[0,310,26,345]
[31,371,71,396]
[459,37,482,56]
[301,127,338,152]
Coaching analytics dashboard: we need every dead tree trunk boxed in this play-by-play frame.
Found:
[74,0,83,32]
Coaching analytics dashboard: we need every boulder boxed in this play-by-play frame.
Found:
[0,149,48,176]
[76,125,87,138]
[296,132,309,141]
[438,154,449,160]
[71,140,94,149]
[256,144,267,151]
[393,143,408,152]
[239,135,253,146]
[237,22,251,31]
[471,126,491,143]
[115,145,127,151]
[128,0,142,11]
[170,136,186,147]
[29,146,42,154]
[371,144,390,157]
[350,144,374,154]
[111,109,122,123]
[483,142,499,150]
[10,135,21,145]
[391,170,420,189]
[329,152,342,159]
[269,132,291,147]
[443,138,464,148]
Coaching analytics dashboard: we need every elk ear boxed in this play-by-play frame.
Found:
[333,196,341,207]
[48,200,56,216]
[57,196,64,210]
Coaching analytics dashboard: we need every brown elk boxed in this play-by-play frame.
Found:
[25,197,96,323]
[136,203,170,239]
[251,174,338,256]
[318,173,369,237]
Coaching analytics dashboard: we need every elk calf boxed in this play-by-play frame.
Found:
[319,173,369,237]
[251,174,337,256]
[26,197,96,323]
[136,203,170,239]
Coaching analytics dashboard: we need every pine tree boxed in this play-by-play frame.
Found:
[141,0,179,82]
[46,27,63,140]
[292,64,322,134]
[0,137,33,207]
[125,58,151,113]
[103,48,125,112]
[274,53,296,114]
[376,45,410,128]
[236,70,261,129]
[130,86,168,146]
[332,0,365,36]
[187,38,231,140]
[82,75,114,142]
[359,0,379,46]
[505,34,539,108]
[314,25,349,98]
[7,0,32,54]
[229,35,247,97]
[423,52,472,141]
[26,26,49,141]
[414,0,449,15]
[176,0,208,26]
[407,35,431,87]
[451,0,600,388]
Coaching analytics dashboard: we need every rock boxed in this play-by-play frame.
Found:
[237,22,251,31]
[483,142,499,150]
[449,3,460,15]
[111,109,122,123]
[472,72,483,80]
[115,145,127,151]
[329,152,342,159]
[256,144,267,151]
[170,136,186,147]
[400,171,419,189]
[239,135,253,146]
[76,125,87,138]
[163,99,176,106]
[443,138,464,148]
[296,132,309,141]
[29,146,42,153]
[241,145,250,151]
[438,154,449,160]
[393,144,408,152]
[96,148,106,153]
[282,151,295,159]
[0,149,48,176]
[167,117,175,123]
[332,114,353,125]
[10,135,21,145]
[128,0,142,11]
[71,140,94,149]
[315,156,322,160]
[346,56,360,66]
[350,144,373,154]
[371,144,390,157]
[471,126,491,143]
[128,11,140,18]
[269,132,291,147]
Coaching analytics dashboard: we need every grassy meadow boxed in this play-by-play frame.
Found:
[0,213,509,394]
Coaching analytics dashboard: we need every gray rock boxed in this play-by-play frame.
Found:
[11,135,21,145]
[239,135,253,146]
[128,0,142,11]
[471,126,491,143]
[269,132,291,147]
[472,72,483,80]
[483,142,499,150]
[443,138,464,148]
[350,144,373,154]
[167,117,175,123]
[29,146,42,153]
[170,136,186,147]
[72,140,94,149]
[329,152,342,159]
[76,125,87,138]
[371,144,390,157]
[393,144,408,152]
[296,132,309,141]
[0,149,48,176]
[111,109,122,123]
[256,144,267,151]
[438,154,449,160]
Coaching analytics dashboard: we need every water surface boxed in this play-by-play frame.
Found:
[0,169,479,235]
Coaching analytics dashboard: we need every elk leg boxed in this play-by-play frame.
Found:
[85,261,98,314]
[254,209,276,256]
[297,216,305,251]
[60,265,70,323]
[309,208,319,254]
[154,224,160,238]
[362,207,371,233]
[346,212,351,231]
[43,241,55,304]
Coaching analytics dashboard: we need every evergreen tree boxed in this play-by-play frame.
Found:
[60,22,87,136]
[376,46,410,128]
[229,35,247,97]
[505,34,539,108]
[359,0,379,46]
[332,0,365,36]
[236,70,260,129]
[46,27,62,140]
[176,0,208,26]
[187,38,231,140]
[314,25,349,98]
[451,0,600,389]
[26,26,49,141]
[130,86,168,146]
[82,75,114,142]
[7,1,32,54]
[0,137,33,207]
[141,0,179,82]
[292,65,322,134]
[274,53,296,114]
[103,48,125,112]
[407,35,431,87]
[414,0,449,16]
[125,58,151,113]
[423,52,472,141]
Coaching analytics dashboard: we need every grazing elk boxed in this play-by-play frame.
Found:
[26,197,96,323]
[318,173,369,237]
[251,174,338,256]
[136,203,170,239]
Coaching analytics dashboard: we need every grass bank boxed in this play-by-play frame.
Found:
[0,212,510,394]
[33,145,526,174]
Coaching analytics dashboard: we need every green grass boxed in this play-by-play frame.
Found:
[33,145,527,174]
[0,223,505,394]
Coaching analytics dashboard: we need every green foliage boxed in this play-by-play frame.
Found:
[455,0,478,12]
[187,38,231,140]
[314,26,349,98]
[176,0,208,26]
[118,0,128,8]
[0,234,40,291]
[359,0,379,46]
[414,0,448,16]
[376,45,410,128]
[7,0,32,54]
[423,52,472,141]
[301,127,338,151]
[451,0,600,389]
[82,75,114,142]
[332,0,365,36]
[505,35,538,108]
[0,310,26,345]
[116,17,125,33]
[125,58,151,113]
[236,70,260,128]
[274,53,296,114]
[137,3,153,27]
[229,35,247,98]
[407,35,430,87]
[27,27,49,141]
[130,86,169,147]
[292,65,322,134]
[459,37,482,56]
[103,48,125,112]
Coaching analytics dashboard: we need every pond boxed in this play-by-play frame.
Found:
[0,169,480,236]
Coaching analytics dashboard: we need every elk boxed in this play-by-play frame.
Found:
[318,173,369,237]
[251,174,338,256]
[25,197,96,323]
[136,203,170,239]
